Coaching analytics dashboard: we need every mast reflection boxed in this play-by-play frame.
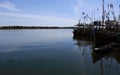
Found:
[73,35,94,56]
[73,35,120,75]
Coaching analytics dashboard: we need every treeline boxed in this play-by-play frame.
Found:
[0,26,74,29]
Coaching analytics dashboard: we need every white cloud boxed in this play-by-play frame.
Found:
[0,1,20,11]
[0,12,77,26]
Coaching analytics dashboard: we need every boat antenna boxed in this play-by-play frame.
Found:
[102,0,105,25]
[118,5,120,24]
[119,5,120,15]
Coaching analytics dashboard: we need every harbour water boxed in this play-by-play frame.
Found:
[0,29,120,75]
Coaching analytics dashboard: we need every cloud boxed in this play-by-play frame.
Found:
[0,1,20,11]
[0,12,77,26]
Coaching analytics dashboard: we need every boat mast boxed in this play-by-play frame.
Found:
[119,5,120,14]
[119,5,120,24]
[102,0,105,25]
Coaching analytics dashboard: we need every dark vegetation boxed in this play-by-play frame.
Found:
[0,26,74,29]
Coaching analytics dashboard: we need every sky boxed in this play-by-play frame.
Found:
[0,0,119,26]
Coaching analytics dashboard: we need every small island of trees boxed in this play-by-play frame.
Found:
[0,26,74,29]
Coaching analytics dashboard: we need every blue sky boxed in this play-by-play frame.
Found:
[0,0,119,26]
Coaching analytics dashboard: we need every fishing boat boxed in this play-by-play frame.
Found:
[93,27,117,42]
[92,0,120,44]
[73,0,120,53]
[92,0,119,42]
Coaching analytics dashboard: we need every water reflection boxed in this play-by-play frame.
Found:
[73,35,120,75]
[0,30,120,75]
[73,36,94,56]
[92,48,120,75]
[92,48,120,64]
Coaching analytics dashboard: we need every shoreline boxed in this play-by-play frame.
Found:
[0,26,74,29]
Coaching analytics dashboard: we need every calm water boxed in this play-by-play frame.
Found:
[0,29,120,75]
